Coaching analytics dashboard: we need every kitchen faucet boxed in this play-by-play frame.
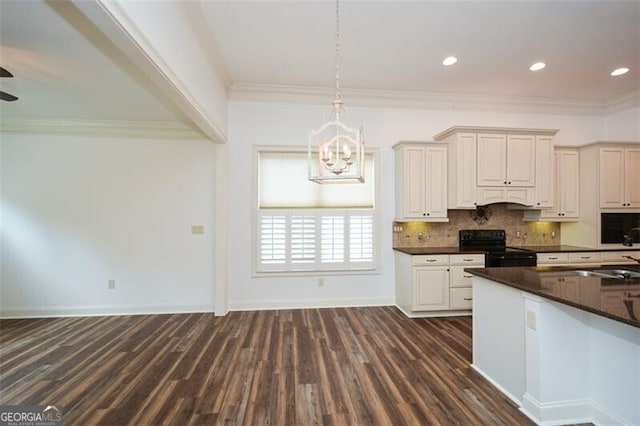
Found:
[622,227,640,247]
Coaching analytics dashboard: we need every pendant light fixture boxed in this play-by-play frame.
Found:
[308,0,364,184]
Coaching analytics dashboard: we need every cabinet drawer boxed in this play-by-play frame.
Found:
[601,251,640,264]
[569,252,602,263]
[450,266,482,288]
[450,254,485,266]
[412,255,449,266]
[537,252,569,264]
[450,287,473,310]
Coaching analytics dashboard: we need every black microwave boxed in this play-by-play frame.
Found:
[601,213,640,244]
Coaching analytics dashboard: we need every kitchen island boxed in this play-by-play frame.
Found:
[467,265,640,426]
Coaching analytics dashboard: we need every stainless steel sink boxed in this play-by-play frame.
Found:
[575,269,640,280]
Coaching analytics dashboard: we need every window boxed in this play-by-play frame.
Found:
[256,149,377,274]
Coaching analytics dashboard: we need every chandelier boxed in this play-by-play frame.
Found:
[308,0,364,184]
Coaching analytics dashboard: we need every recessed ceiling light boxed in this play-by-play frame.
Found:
[443,56,458,66]
[611,67,629,76]
[529,62,546,71]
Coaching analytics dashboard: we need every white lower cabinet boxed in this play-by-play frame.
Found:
[600,250,640,265]
[538,250,640,267]
[449,254,484,310]
[537,252,570,266]
[414,266,449,310]
[395,251,484,316]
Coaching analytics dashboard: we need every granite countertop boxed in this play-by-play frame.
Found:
[466,265,640,328]
[394,245,640,255]
[393,247,485,255]
[512,245,598,252]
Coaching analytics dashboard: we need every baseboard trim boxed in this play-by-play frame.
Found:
[228,297,393,312]
[470,364,522,407]
[0,304,215,319]
[520,393,592,426]
[395,305,472,318]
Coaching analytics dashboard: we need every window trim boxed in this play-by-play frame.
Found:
[252,145,380,277]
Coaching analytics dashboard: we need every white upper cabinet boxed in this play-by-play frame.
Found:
[533,136,554,208]
[434,126,556,208]
[442,132,477,209]
[477,133,536,187]
[600,146,640,208]
[540,149,580,220]
[394,142,448,221]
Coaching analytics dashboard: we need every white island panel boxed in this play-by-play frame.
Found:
[472,277,525,405]
[473,276,640,426]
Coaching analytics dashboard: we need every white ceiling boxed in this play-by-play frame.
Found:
[0,0,639,127]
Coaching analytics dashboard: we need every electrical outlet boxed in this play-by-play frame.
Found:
[191,225,205,235]
[526,310,536,330]
[108,279,116,290]
[318,277,325,287]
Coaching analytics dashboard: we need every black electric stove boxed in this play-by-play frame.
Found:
[459,229,537,267]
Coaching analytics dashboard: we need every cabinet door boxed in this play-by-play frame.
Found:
[401,146,426,218]
[624,148,640,208]
[450,287,473,310]
[414,267,449,311]
[599,147,625,208]
[424,146,447,218]
[450,133,477,208]
[506,134,536,187]
[477,134,507,186]
[533,135,554,207]
[560,150,580,218]
[540,152,562,219]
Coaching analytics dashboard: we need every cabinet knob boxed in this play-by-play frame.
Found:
[422,213,426,216]
[537,202,540,205]
[508,181,512,185]
[426,213,430,216]
[504,181,507,184]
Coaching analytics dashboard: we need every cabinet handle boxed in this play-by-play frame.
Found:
[548,256,558,260]
[462,258,474,262]
[463,298,473,301]
[425,259,437,262]
[463,274,473,278]
[580,256,591,259]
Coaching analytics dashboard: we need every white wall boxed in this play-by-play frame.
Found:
[0,134,216,317]
[227,100,607,310]
[604,106,640,141]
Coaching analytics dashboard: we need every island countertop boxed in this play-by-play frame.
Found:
[466,265,640,328]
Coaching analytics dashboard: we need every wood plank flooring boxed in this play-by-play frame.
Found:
[0,307,533,425]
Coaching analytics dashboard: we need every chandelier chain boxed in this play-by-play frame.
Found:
[335,0,341,102]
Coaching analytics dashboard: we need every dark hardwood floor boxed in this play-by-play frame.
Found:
[0,307,533,425]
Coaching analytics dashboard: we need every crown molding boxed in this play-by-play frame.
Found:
[0,119,206,139]
[604,89,640,114]
[229,83,615,116]
[433,126,559,141]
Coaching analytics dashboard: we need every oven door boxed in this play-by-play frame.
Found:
[486,253,537,267]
